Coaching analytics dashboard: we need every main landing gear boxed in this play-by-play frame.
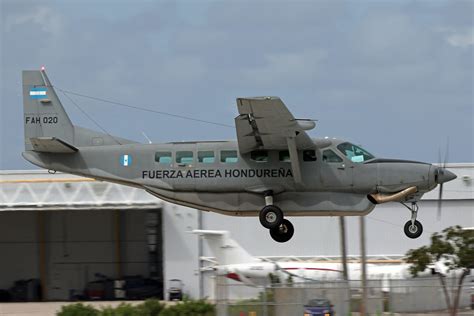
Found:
[401,202,423,239]
[259,191,294,243]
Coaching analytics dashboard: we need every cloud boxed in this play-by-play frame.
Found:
[241,49,328,87]
[3,5,63,36]
[446,28,474,47]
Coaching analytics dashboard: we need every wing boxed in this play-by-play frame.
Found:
[235,97,316,186]
[235,97,315,154]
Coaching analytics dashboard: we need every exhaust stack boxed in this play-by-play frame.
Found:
[367,186,418,204]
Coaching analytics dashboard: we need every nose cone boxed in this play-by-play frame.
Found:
[436,168,457,184]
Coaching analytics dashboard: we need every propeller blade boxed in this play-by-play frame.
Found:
[443,137,450,169]
[437,138,449,221]
[438,147,442,167]
[437,183,443,220]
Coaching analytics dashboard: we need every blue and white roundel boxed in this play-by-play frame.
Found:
[120,154,132,167]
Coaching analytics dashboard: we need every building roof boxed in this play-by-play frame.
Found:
[0,169,162,211]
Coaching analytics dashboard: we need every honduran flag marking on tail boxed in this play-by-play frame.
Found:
[30,87,48,99]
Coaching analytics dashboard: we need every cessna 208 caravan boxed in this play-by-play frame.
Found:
[21,69,456,242]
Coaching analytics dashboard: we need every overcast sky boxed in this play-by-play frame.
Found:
[1,0,473,170]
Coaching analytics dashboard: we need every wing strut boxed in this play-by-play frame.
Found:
[286,136,302,185]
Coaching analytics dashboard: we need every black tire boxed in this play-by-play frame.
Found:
[404,220,423,239]
[259,205,283,229]
[270,219,294,243]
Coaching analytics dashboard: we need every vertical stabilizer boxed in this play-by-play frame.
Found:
[22,69,74,150]
[193,230,259,265]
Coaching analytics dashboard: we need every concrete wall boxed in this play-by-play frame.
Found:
[162,204,200,300]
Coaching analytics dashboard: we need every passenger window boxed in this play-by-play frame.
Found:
[221,150,238,163]
[322,150,343,163]
[279,150,291,162]
[155,151,172,164]
[198,151,215,163]
[303,150,317,162]
[250,150,268,162]
[176,151,194,164]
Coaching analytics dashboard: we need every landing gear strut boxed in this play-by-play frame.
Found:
[401,202,423,239]
[259,191,294,242]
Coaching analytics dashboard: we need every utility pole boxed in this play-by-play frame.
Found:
[339,216,348,280]
[198,210,204,299]
[339,216,350,314]
[359,216,368,316]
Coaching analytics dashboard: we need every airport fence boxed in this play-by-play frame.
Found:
[214,275,473,316]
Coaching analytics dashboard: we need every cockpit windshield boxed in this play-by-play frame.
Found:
[336,142,375,163]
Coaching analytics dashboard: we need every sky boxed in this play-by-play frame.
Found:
[1,0,473,170]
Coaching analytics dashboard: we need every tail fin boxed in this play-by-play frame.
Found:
[193,230,259,265]
[23,69,74,151]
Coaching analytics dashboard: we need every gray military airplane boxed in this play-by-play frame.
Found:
[21,69,456,243]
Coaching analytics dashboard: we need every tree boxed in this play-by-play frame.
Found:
[405,225,474,316]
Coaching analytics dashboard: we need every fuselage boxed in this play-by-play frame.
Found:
[219,261,437,287]
[23,137,440,216]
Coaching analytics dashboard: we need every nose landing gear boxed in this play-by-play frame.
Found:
[401,202,423,239]
[260,191,294,242]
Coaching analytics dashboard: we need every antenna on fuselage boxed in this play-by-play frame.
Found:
[141,132,153,144]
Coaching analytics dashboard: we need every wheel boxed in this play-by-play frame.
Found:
[259,205,283,229]
[269,219,294,243]
[404,220,423,239]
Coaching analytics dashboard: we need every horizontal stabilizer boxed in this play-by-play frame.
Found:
[30,137,78,153]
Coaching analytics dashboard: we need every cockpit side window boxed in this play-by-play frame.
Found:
[322,149,343,163]
[336,142,375,163]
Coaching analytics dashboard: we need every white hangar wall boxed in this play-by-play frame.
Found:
[0,164,473,301]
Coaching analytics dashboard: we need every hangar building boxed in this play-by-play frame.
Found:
[0,164,473,301]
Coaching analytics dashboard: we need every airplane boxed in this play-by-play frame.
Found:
[193,230,457,289]
[21,68,457,242]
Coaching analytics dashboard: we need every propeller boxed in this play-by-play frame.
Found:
[436,139,454,220]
